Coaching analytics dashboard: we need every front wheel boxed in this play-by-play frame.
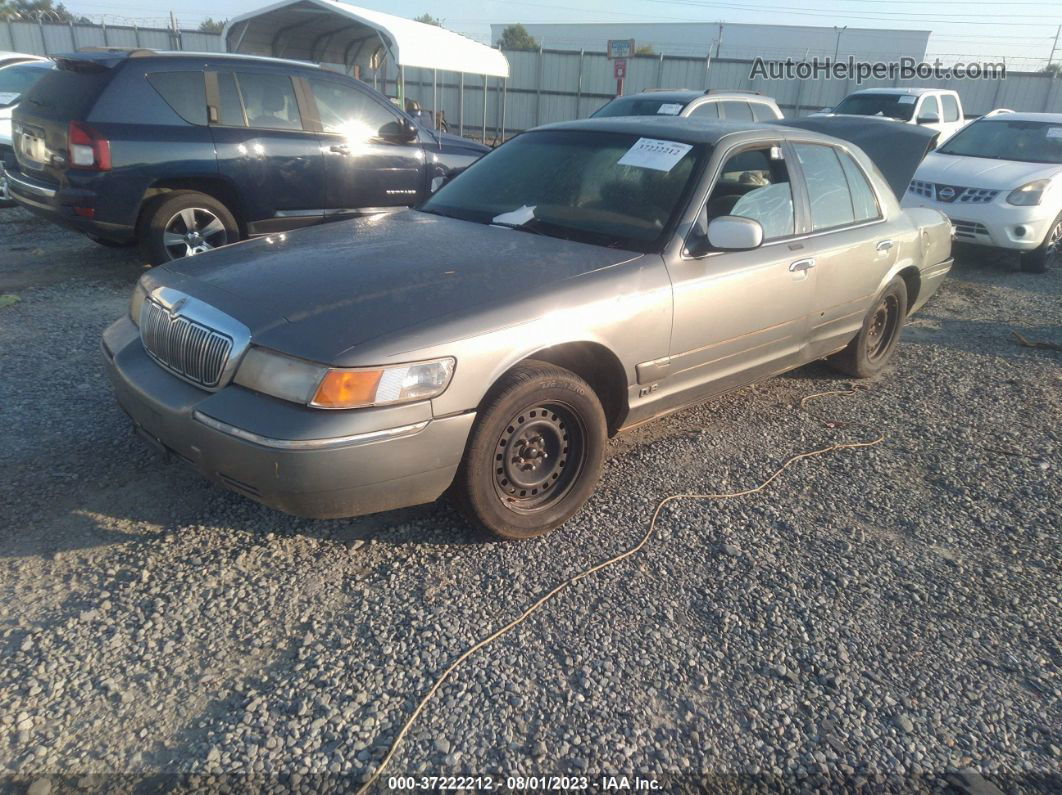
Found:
[453,361,607,540]
[139,190,239,265]
[827,276,908,378]
[1020,212,1061,274]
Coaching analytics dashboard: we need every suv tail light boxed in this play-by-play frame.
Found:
[68,121,111,171]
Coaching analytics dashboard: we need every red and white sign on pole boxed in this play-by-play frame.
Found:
[608,39,634,97]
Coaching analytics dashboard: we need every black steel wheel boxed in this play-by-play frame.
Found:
[492,401,587,513]
[454,360,607,539]
[827,276,908,378]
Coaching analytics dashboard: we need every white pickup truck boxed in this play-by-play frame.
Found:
[815,88,966,145]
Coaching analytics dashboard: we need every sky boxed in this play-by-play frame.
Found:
[62,0,1062,70]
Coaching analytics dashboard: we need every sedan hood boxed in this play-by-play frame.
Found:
[913,151,1062,189]
[163,210,641,363]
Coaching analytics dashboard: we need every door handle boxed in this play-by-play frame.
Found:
[789,258,815,272]
[876,239,894,252]
[329,144,351,155]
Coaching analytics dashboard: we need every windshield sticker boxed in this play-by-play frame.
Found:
[0,92,19,104]
[656,103,683,115]
[1046,127,1062,140]
[492,205,536,226]
[898,95,916,104]
[618,138,693,172]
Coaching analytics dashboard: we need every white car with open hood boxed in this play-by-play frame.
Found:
[902,112,1062,273]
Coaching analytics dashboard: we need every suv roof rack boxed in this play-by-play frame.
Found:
[75,47,158,57]
[705,89,763,96]
[642,87,693,92]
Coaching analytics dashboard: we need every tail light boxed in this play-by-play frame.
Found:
[68,121,111,171]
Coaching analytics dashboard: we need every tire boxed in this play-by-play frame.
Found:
[827,276,908,378]
[139,190,239,265]
[0,164,15,209]
[88,235,135,248]
[1019,212,1061,274]
[453,361,607,540]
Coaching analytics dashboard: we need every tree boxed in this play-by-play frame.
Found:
[197,17,226,34]
[498,23,539,51]
[414,13,442,27]
[636,44,655,56]
[1043,63,1061,76]
[0,0,83,22]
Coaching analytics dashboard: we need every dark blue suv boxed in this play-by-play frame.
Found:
[8,49,488,264]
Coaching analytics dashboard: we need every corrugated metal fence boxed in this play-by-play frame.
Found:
[402,48,1062,141]
[3,21,1059,142]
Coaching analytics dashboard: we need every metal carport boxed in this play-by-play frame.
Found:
[223,0,509,137]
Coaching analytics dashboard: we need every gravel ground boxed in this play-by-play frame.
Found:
[0,207,1059,794]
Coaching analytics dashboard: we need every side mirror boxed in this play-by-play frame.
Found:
[381,117,418,141]
[707,215,763,251]
[917,112,941,125]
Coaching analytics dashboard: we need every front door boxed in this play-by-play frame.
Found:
[304,75,426,214]
[208,69,325,235]
[665,142,813,401]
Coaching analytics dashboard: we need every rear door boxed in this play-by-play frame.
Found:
[207,69,325,234]
[302,74,426,214]
[788,141,896,359]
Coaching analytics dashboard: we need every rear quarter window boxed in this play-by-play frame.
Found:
[147,72,207,125]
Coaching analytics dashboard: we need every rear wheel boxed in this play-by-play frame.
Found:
[453,361,607,540]
[827,276,908,378]
[139,191,239,265]
[1020,212,1061,274]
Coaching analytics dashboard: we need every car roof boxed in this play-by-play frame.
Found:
[850,87,949,96]
[970,111,1062,123]
[49,48,321,70]
[618,90,776,105]
[538,115,811,145]
[0,51,45,64]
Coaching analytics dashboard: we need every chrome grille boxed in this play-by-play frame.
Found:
[908,181,1000,204]
[908,179,933,198]
[140,299,233,387]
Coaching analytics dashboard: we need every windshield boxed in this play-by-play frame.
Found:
[420,129,706,252]
[832,93,917,122]
[0,61,50,108]
[937,119,1062,164]
[592,98,689,118]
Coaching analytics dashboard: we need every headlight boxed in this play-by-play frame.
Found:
[233,349,455,409]
[1007,180,1049,206]
[311,358,455,409]
[129,283,147,326]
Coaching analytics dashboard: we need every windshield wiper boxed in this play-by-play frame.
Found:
[490,219,549,236]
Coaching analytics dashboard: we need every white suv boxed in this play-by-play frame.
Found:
[902,112,1062,273]
[592,90,783,121]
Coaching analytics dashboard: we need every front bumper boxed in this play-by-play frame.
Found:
[102,316,475,519]
[902,194,1056,251]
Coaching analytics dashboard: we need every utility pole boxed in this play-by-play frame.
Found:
[1048,24,1061,69]
[833,26,847,62]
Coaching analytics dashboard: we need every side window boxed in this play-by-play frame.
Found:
[794,143,856,231]
[705,146,794,241]
[919,95,940,120]
[940,94,960,122]
[147,72,207,125]
[216,71,246,127]
[308,78,401,137]
[235,72,302,131]
[837,150,881,222]
[719,101,753,121]
[688,102,719,119]
[750,102,778,121]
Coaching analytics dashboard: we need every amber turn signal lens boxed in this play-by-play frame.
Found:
[312,369,382,408]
